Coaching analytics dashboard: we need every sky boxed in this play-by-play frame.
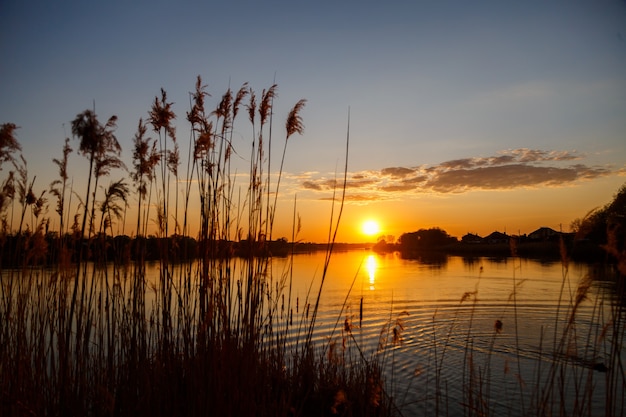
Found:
[1,0,625,243]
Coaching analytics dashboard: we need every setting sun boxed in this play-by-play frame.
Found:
[362,219,381,237]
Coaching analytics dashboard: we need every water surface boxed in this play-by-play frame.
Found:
[267,251,624,416]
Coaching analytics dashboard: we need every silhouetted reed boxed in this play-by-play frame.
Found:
[0,79,402,416]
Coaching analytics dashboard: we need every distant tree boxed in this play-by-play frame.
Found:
[574,182,626,272]
[398,227,457,250]
[605,183,626,221]
[573,208,606,243]
[569,217,584,234]
[603,183,626,273]
[574,183,626,245]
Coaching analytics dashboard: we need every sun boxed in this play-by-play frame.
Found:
[362,219,381,237]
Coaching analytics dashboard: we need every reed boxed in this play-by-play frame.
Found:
[0,79,401,416]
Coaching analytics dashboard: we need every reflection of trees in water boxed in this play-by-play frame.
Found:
[397,228,455,267]
[399,250,448,267]
[587,263,626,308]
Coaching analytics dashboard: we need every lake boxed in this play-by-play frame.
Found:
[2,249,624,416]
[260,250,624,416]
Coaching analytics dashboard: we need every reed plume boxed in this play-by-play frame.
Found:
[98,179,129,236]
[270,99,307,236]
[286,99,306,139]
[259,84,277,126]
[0,123,22,169]
[50,138,72,237]
[148,89,176,236]
[0,170,15,216]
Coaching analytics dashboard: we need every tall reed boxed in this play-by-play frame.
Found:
[0,78,400,416]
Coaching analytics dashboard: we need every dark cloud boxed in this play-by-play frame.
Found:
[380,184,417,192]
[380,167,415,178]
[345,179,378,189]
[303,178,377,191]
[486,155,517,165]
[514,149,550,162]
[302,181,323,191]
[436,149,581,171]
[426,164,610,192]
[299,148,614,197]
[511,148,582,163]
[402,175,427,185]
[438,158,477,169]
[320,194,383,202]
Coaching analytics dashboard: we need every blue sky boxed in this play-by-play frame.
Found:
[1,1,625,241]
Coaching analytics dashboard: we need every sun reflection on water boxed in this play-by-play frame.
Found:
[366,254,377,290]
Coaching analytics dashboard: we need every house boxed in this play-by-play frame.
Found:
[484,231,509,244]
[528,227,560,241]
[461,233,484,244]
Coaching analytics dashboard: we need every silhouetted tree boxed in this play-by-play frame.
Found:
[574,183,626,246]
[399,227,457,250]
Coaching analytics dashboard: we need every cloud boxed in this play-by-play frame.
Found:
[320,194,385,202]
[302,181,324,191]
[426,164,610,193]
[380,184,417,192]
[302,177,377,191]
[298,148,615,198]
[435,149,582,171]
[381,167,416,178]
[508,148,582,163]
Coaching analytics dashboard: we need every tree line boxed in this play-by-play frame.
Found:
[374,183,626,266]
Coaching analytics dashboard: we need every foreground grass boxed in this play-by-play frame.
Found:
[0,259,397,416]
[1,79,400,416]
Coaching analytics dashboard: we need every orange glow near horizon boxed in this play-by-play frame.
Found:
[28,176,620,246]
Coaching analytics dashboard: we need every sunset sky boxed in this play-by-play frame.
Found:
[1,1,625,243]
